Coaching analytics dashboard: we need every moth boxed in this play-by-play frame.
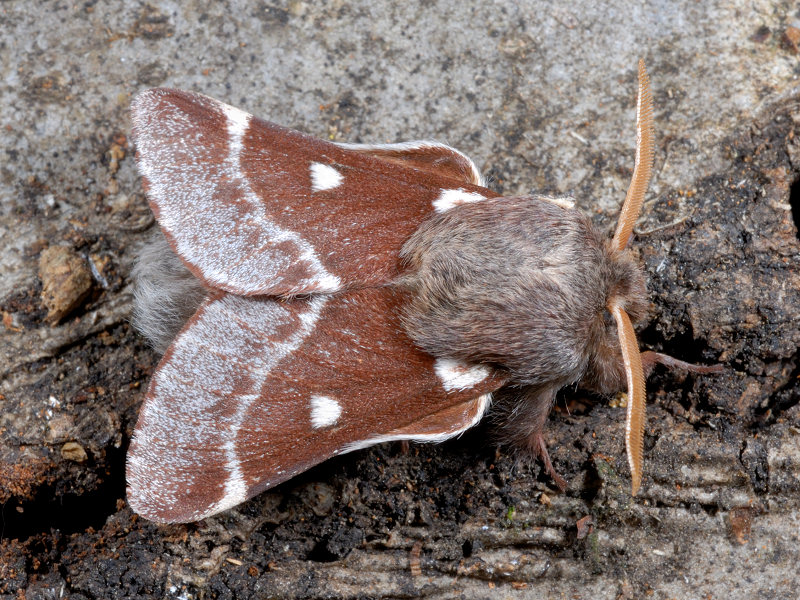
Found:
[127,60,720,524]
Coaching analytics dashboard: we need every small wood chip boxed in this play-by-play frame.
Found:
[39,246,92,323]
[409,541,422,577]
[61,441,88,463]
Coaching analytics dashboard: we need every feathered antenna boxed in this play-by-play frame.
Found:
[609,59,654,495]
[611,59,654,252]
[611,304,647,495]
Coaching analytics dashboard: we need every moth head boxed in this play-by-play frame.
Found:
[606,58,654,496]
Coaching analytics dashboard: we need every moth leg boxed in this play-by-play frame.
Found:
[530,432,568,491]
[502,385,568,491]
[640,351,724,378]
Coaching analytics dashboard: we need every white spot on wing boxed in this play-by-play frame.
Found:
[434,358,492,391]
[310,162,344,192]
[310,395,342,428]
[433,188,486,213]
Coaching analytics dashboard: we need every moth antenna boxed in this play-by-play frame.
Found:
[610,303,646,495]
[611,59,654,252]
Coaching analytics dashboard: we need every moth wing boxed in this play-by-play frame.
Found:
[126,288,506,524]
[131,89,497,296]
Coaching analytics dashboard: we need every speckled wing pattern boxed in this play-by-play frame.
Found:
[127,89,507,523]
[127,289,505,523]
[130,88,498,296]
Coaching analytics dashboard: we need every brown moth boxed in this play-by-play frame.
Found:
[127,60,720,523]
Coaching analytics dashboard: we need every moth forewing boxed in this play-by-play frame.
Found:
[130,88,499,298]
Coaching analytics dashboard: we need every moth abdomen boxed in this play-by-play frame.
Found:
[131,231,208,354]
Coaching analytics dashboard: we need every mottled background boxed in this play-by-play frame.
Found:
[1,1,799,598]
